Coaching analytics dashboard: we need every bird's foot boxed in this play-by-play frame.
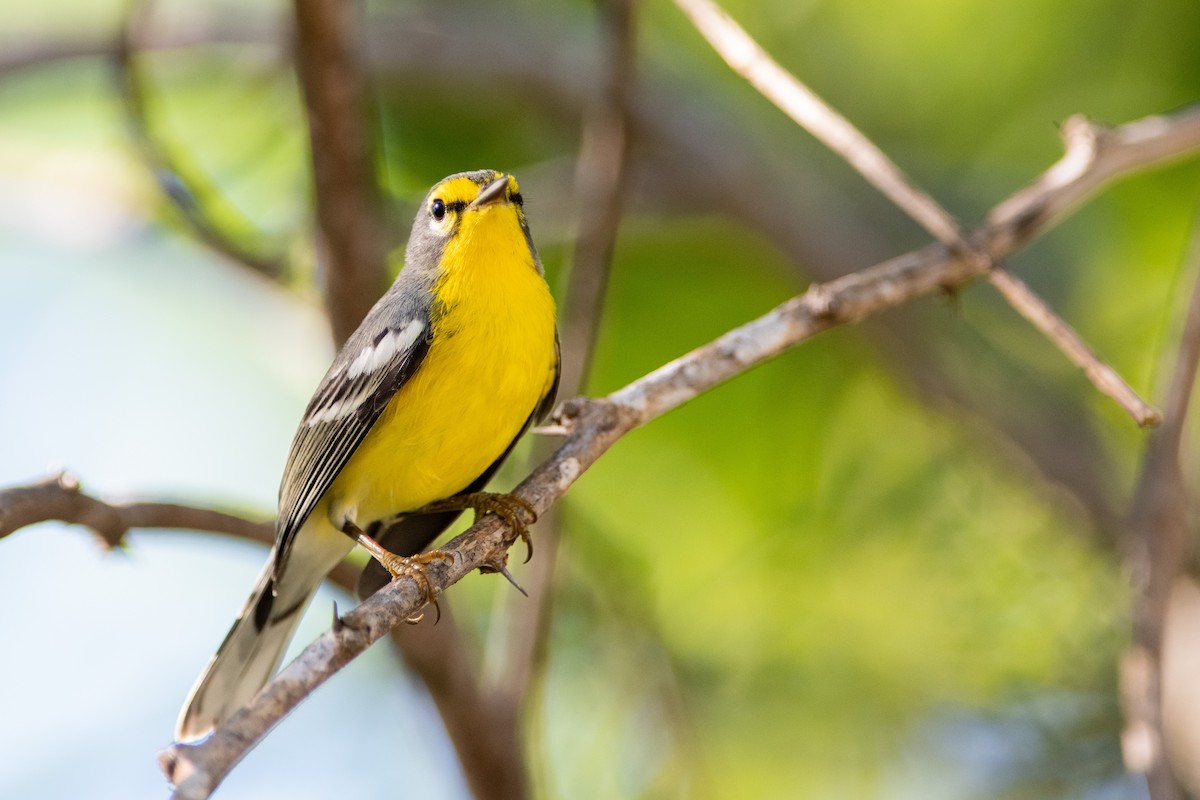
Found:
[415,491,538,561]
[346,523,453,623]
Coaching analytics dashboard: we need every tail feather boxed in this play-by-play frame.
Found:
[176,519,353,742]
[175,561,312,741]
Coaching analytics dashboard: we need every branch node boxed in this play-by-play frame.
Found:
[805,282,839,319]
[986,266,1161,427]
[549,396,590,429]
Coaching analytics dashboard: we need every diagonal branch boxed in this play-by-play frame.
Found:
[671,0,964,247]
[670,0,1180,428]
[987,265,1161,427]
[157,106,1200,799]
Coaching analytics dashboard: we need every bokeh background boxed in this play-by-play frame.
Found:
[2,0,1200,798]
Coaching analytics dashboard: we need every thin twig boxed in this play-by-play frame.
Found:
[670,0,1171,428]
[987,115,1200,255]
[157,106,1200,799]
[0,472,270,548]
[988,265,1161,427]
[0,472,364,590]
[501,0,637,717]
[670,0,963,248]
[116,1,287,278]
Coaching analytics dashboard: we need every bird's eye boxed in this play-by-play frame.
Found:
[431,198,446,221]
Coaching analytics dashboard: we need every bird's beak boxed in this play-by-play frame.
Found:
[470,175,511,209]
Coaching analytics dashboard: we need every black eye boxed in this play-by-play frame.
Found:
[431,198,446,221]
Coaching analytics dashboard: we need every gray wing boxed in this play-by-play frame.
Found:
[273,308,432,577]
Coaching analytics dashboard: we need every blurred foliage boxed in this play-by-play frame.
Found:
[1,0,1199,798]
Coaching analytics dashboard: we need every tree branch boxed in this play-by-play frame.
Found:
[987,264,1161,427]
[1120,219,1200,798]
[670,0,1171,428]
[671,0,964,247]
[0,472,366,590]
[116,1,288,278]
[292,0,385,346]
[0,472,270,549]
[158,105,1200,799]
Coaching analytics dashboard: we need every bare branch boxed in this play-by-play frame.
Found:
[0,473,371,606]
[987,265,1161,427]
[0,472,271,549]
[116,1,288,278]
[670,0,964,247]
[669,0,1174,429]
[988,114,1200,255]
[158,106,1200,798]
[292,0,385,346]
[0,21,277,79]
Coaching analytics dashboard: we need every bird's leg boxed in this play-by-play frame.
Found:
[412,492,538,562]
[342,521,453,623]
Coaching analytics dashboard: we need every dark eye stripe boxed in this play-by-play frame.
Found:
[431,199,469,222]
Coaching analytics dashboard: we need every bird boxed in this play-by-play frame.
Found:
[176,169,560,741]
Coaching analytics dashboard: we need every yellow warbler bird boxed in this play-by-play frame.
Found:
[176,170,559,741]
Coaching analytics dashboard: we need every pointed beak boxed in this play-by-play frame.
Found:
[470,174,511,209]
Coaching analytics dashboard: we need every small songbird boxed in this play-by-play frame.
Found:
[176,170,559,741]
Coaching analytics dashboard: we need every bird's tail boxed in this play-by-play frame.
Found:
[175,523,352,742]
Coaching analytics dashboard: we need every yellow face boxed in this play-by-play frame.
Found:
[424,171,538,289]
[425,172,525,238]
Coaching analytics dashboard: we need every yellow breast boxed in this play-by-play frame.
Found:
[326,203,557,527]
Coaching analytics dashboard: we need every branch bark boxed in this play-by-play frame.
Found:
[158,105,1200,799]
[292,0,384,346]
